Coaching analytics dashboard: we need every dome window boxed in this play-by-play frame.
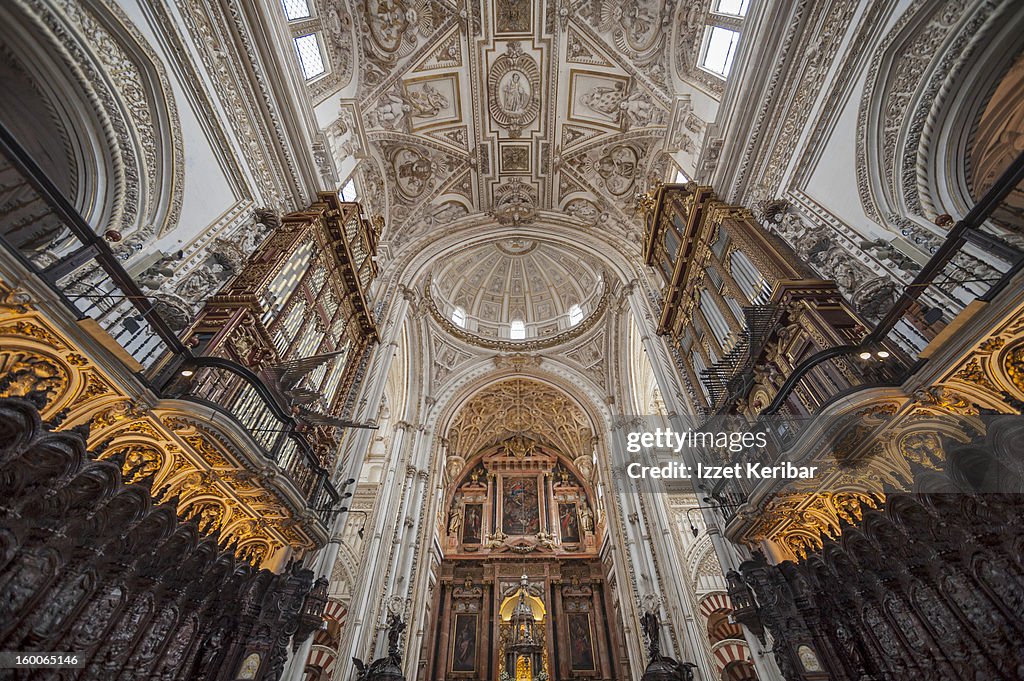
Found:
[510,319,526,340]
[452,306,467,328]
[569,304,584,326]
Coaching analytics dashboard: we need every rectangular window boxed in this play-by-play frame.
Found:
[294,34,326,79]
[714,0,750,17]
[569,304,584,326]
[340,178,358,202]
[509,320,526,340]
[701,27,740,78]
[281,0,311,21]
[452,306,467,328]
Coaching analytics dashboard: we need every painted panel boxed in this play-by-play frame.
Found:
[502,477,540,535]
[451,613,478,672]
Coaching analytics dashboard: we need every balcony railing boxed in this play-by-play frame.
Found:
[704,150,1024,521]
[763,149,1024,420]
[0,123,339,523]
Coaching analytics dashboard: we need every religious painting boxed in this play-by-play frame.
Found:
[596,144,639,196]
[569,71,630,129]
[797,645,823,672]
[390,147,433,200]
[403,74,462,131]
[237,652,261,679]
[496,0,532,34]
[502,477,540,535]
[567,612,596,670]
[462,503,483,544]
[451,613,477,672]
[558,502,581,543]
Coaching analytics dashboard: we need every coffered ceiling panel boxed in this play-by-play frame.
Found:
[335,0,707,249]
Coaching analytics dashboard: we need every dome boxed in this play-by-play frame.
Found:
[428,238,605,345]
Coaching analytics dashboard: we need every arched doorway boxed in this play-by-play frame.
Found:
[423,377,624,679]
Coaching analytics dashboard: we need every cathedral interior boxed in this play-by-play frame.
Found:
[1,0,1023,680]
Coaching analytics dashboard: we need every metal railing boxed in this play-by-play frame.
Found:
[0,125,186,370]
[702,151,1024,521]
[762,149,1024,418]
[0,123,339,521]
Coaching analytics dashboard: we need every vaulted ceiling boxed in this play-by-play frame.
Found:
[323,0,718,251]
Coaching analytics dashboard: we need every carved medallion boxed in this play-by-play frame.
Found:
[487,42,541,137]
[491,178,537,225]
[596,144,640,196]
[389,147,436,201]
[601,0,667,58]
[496,0,532,33]
[361,0,413,55]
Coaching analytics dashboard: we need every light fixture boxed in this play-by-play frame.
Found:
[859,351,872,360]
[180,369,194,377]
[876,350,890,359]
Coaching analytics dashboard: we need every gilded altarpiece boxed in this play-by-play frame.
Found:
[427,433,621,680]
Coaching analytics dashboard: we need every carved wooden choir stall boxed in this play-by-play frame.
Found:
[0,395,328,680]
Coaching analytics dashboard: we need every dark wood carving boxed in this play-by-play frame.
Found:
[0,396,323,680]
[738,416,1024,681]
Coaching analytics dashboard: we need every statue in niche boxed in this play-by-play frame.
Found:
[448,506,463,536]
[578,504,595,534]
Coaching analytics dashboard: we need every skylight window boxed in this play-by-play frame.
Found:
[701,27,740,78]
[569,304,584,326]
[510,319,526,340]
[282,0,311,21]
[452,306,466,328]
[714,0,750,17]
[294,34,325,79]
[340,178,358,202]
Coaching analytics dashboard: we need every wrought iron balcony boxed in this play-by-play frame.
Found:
[0,123,344,560]
[707,150,1024,528]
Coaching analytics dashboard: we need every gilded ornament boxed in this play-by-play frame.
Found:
[897,432,945,470]
[1,320,63,346]
[1003,345,1024,394]
[954,358,998,392]
[0,352,69,405]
